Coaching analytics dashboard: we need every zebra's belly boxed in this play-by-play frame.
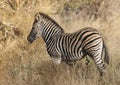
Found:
[61,53,84,62]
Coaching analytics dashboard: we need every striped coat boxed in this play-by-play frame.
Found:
[27,12,109,75]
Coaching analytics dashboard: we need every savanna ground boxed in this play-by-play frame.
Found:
[0,0,120,85]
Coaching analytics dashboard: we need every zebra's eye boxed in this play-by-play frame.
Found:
[32,27,35,29]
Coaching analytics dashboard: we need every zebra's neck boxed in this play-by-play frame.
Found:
[41,19,64,44]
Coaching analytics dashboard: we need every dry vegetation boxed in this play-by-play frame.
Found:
[0,0,120,85]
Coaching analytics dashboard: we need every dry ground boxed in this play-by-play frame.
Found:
[0,0,120,85]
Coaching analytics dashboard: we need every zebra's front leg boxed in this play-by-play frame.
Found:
[51,53,61,65]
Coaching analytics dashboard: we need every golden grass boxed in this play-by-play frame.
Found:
[0,0,120,85]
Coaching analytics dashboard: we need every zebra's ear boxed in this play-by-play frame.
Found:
[35,13,41,21]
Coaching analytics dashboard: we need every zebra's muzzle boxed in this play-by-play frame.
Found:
[27,35,34,43]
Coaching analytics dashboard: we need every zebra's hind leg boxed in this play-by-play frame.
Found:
[92,54,106,76]
[85,40,106,76]
[86,49,106,76]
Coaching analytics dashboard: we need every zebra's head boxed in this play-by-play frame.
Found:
[27,13,43,43]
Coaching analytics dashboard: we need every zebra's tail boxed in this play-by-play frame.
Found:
[103,41,109,64]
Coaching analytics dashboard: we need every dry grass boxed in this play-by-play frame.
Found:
[0,0,120,85]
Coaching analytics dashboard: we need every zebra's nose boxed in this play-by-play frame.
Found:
[27,35,34,43]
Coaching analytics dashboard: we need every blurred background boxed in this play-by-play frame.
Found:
[0,0,120,85]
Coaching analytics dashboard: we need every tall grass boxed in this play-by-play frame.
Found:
[0,0,120,85]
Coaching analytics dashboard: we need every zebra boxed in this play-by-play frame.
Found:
[27,12,109,76]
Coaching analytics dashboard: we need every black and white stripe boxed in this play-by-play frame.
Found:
[27,12,109,75]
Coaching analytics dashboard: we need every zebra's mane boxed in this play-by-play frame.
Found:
[39,12,64,33]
